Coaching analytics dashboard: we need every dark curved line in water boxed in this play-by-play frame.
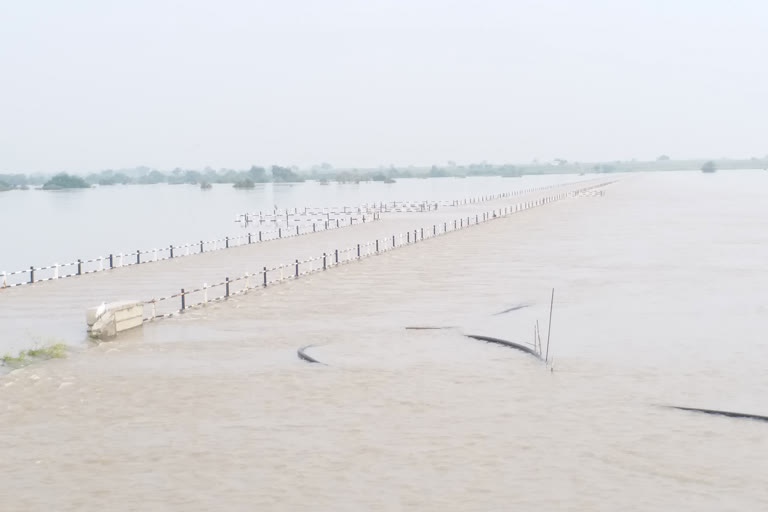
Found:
[405,326,456,330]
[492,304,531,316]
[664,405,768,423]
[464,334,543,361]
[297,345,325,365]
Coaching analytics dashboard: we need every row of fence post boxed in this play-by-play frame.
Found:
[7,183,594,289]
[163,184,608,316]
[6,213,374,288]
[170,208,475,313]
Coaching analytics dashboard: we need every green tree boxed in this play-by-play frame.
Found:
[218,169,242,183]
[98,172,133,185]
[247,166,269,182]
[0,174,28,187]
[138,170,167,184]
[271,165,304,183]
[42,173,90,190]
[429,165,450,177]
[333,171,357,183]
[701,161,717,173]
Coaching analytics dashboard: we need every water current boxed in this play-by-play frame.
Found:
[1,171,766,510]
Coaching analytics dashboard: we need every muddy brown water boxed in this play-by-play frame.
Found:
[1,171,767,510]
[0,181,591,354]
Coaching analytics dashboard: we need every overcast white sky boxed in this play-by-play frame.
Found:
[1,0,766,172]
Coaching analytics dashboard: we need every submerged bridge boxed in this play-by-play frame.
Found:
[0,179,613,355]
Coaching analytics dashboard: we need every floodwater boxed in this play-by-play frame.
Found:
[0,179,588,355]
[0,175,587,274]
[1,171,767,510]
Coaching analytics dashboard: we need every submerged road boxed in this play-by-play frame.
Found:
[0,180,606,353]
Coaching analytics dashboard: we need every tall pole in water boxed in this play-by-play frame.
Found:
[545,288,555,362]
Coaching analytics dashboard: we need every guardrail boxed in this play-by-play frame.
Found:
[241,202,441,221]
[1,186,569,290]
[237,211,382,227]
[142,181,614,321]
[251,194,530,217]
[236,193,544,225]
[0,212,378,289]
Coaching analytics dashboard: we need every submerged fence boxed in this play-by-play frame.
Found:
[240,202,441,222]
[143,181,614,321]
[1,213,379,289]
[242,193,535,221]
[1,184,573,290]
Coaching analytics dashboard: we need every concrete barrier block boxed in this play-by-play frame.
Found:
[86,302,107,327]
[87,300,143,340]
[114,303,143,332]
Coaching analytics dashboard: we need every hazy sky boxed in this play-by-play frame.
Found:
[1,0,766,172]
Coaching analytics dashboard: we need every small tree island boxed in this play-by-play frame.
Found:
[233,178,255,189]
[42,173,91,190]
[701,161,717,173]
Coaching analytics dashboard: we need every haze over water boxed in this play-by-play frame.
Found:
[2,1,768,508]
[0,175,585,274]
[1,171,766,510]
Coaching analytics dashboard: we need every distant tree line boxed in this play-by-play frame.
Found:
[2,156,767,191]
[79,165,307,187]
[0,165,308,191]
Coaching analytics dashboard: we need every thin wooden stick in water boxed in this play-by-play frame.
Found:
[545,288,554,362]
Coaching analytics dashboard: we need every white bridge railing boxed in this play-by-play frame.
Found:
[142,181,614,321]
[1,186,589,290]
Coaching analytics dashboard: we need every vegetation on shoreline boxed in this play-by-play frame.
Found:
[42,173,90,190]
[3,156,766,190]
[701,160,717,173]
[1,343,67,369]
